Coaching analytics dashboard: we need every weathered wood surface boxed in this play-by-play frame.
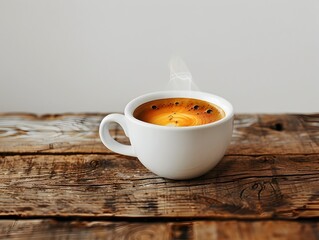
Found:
[1,220,318,240]
[0,113,318,239]
[0,113,318,155]
[0,154,319,219]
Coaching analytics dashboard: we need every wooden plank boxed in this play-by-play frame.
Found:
[0,219,318,240]
[0,113,318,155]
[231,114,319,155]
[0,113,110,154]
[0,154,319,219]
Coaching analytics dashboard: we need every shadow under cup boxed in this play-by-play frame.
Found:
[100,91,234,180]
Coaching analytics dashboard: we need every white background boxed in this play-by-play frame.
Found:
[0,0,318,113]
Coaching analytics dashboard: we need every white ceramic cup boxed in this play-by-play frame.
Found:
[99,90,234,180]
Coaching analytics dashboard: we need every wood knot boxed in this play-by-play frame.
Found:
[89,160,99,168]
[88,159,116,170]
[240,179,285,210]
[170,223,193,240]
[270,123,284,131]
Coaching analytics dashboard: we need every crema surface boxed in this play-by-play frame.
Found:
[133,98,225,127]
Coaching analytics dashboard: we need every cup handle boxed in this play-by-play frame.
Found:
[99,114,136,157]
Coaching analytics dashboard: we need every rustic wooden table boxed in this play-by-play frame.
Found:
[0,113,318,239]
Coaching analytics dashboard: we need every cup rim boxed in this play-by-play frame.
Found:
[125,90,234,130]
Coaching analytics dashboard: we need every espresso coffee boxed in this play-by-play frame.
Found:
[133,98,225,127]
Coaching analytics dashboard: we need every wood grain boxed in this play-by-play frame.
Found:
[0,113,109,154]
[231,114,319,155]
[0,219,318,240]
[0,154,318,219]
[0,113,318,155]
[0,113,318,239]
